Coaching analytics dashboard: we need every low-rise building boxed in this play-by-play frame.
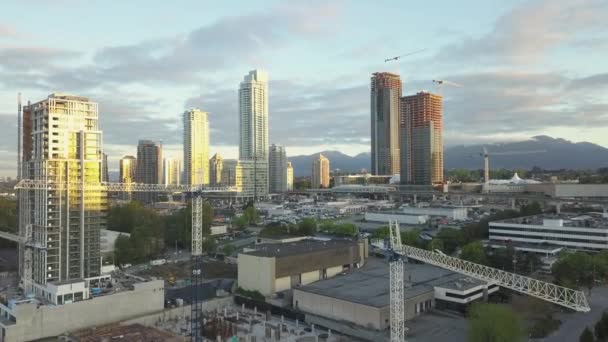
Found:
[489,213,608,252]
[0,278,164,341]
[401,205,468,221]
[293,259,497,331]
[238,239,368,297]
[365,211,428,225]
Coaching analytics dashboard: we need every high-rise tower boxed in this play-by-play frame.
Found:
[312,154,330,189]
[371,72,402,176]
[183,109,209,185]
[269,144,287,193]
[163,158,181,185]
[135,140,162,185]
[20,93,105,285]
[399,91,443,185]
[239,70,269,160]
[119,156,137,183]
[239,70,269,198]
[209,153,223,186]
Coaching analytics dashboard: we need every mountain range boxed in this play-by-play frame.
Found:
[287,136,608,176]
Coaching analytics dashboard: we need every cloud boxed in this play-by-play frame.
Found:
[0,2,342,89]
[568,73,608,91]
[435,0,608,65]
[185,79,369,148]
[0,24,22,38]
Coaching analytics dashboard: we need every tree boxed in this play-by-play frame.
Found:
[243,206,259,225]
[401,229,422,248]
[201,238,217,253]
[298,218,317,235]
[222,244,236,256]
[580,326,594,342]
[595,312,608,342]
[114,234,135,266]
[468,303,526,342]
[233,215,248,230]
[552,252,595,289]
[436,228,465,254]
[428,238,444,252]
[461,241,488,265]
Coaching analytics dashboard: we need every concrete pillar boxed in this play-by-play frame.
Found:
[483,287,489,302]
[311,324,315,334]
[432,194,436,201]
[328,329,332,337]
[241,303,245,312]
[413,194,417,204]
[556,202,561,214]
[296,319,299,329]
[511,198,516,210]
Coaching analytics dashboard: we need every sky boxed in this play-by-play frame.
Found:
[0,0,607,176]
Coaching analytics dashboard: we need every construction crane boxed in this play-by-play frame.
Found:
[479,147,546,192]
[432,79,463,94]
[388,221,406,342]
[384,48,427,63]
[387,221,588,342]
[13,179,237,342]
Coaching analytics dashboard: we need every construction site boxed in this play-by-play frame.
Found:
[0,92,598,342]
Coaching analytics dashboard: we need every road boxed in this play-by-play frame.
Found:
[539,287,608,342]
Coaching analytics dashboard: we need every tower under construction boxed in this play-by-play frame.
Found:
[19,93,106,292]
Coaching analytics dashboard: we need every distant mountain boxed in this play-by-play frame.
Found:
[288,151,370,177]
[288,136,608,176]
[444,135,608,170]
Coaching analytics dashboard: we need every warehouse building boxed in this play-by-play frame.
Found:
[489,213,608,252]
[401,205,468,221]
[365,210,428,225]
[238,239,368,297]
[293,259,497,331]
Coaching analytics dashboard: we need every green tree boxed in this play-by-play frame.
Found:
[114,234,135,266]
[552,252,595,289]
[401,229,422,248]
[222,244,236,256]
[243,206,259,225]
[595,312,608,342]
[0,198,18,248]
[461,241,488,265]
[428,238,444,252]
[468,303,526,342]
[580,326,594,342]
[201,237,217,253]
[298,218,317,235]
[370,226,390,240]
[233,215,248,230]
[202,201,214,234]
[436,228,465,254]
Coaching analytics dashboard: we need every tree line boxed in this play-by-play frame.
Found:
[110,201,215,265]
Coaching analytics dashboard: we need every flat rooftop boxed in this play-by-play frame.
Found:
[492,212,608,229]
[296,258,484,308]
[243,239,358,258]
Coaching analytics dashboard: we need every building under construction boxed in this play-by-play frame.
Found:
[19,93,106,293]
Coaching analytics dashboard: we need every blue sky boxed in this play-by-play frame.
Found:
[0,0,607,175]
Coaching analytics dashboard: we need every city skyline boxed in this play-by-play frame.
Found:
[0,0,608,177]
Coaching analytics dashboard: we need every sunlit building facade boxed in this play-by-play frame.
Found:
[371,72,402,176]
[312,154,330,189]
[20,93,106,286]
[400,91,444,185]
[183,109,209,185]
